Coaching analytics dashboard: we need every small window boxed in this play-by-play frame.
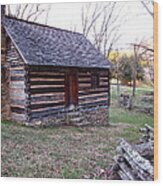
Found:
[91,73,99,89]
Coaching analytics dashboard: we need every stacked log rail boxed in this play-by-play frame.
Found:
[109,124,154,180]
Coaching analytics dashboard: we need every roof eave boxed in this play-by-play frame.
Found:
[3,25,28,65]
[27,63,111,69]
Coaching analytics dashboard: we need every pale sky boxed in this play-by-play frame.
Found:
[9,1,154,51]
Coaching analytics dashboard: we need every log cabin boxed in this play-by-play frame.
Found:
[1,11,112,126]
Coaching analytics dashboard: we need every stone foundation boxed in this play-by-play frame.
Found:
[79,107,109,126]
[24,106,109,127]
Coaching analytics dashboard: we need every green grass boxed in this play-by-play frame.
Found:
[111,84,153,100]
[109,107,153,142]
[110,85,154,142]
[61,166,85,179]
[110,108,153,126]
[1,85,154,178]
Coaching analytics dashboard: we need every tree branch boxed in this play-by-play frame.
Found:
[141,1,154,18]
[26,4,40,21]
[20,4,29,19]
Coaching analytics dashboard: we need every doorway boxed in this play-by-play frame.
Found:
[65,72,78,108]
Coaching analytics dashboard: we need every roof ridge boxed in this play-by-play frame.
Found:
[4,15,83,36]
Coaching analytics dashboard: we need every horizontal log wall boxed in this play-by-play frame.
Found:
[28,66,65,121]
[27,66,110,122]
[7,42,27,122]
[78,70,109,109]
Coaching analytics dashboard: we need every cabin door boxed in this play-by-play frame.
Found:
[65,72,78,107]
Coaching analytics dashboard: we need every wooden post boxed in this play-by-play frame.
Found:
[132,45,137,97]
[108,70,111,107]
[116,61,120,96]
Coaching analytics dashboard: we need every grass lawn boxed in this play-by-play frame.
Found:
[1,122,124,178]
[1,86,154,178]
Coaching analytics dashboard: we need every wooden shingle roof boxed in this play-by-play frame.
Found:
[3,16,112,69]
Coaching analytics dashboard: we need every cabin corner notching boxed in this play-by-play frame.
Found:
[1,15,112,126]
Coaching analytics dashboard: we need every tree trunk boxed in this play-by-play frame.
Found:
[117,78,120,96]
[132,77,136,96]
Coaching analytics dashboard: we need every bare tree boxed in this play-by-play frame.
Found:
[130,40,154,96]
[81,2,126,57]
[82,3,104,37]
[6,4,51,24]
[134,42,154,85]
[140,1,154,86]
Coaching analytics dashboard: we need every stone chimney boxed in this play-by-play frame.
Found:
[1,5,6,54]
[1,5,6,20]
[1,5,11,120]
